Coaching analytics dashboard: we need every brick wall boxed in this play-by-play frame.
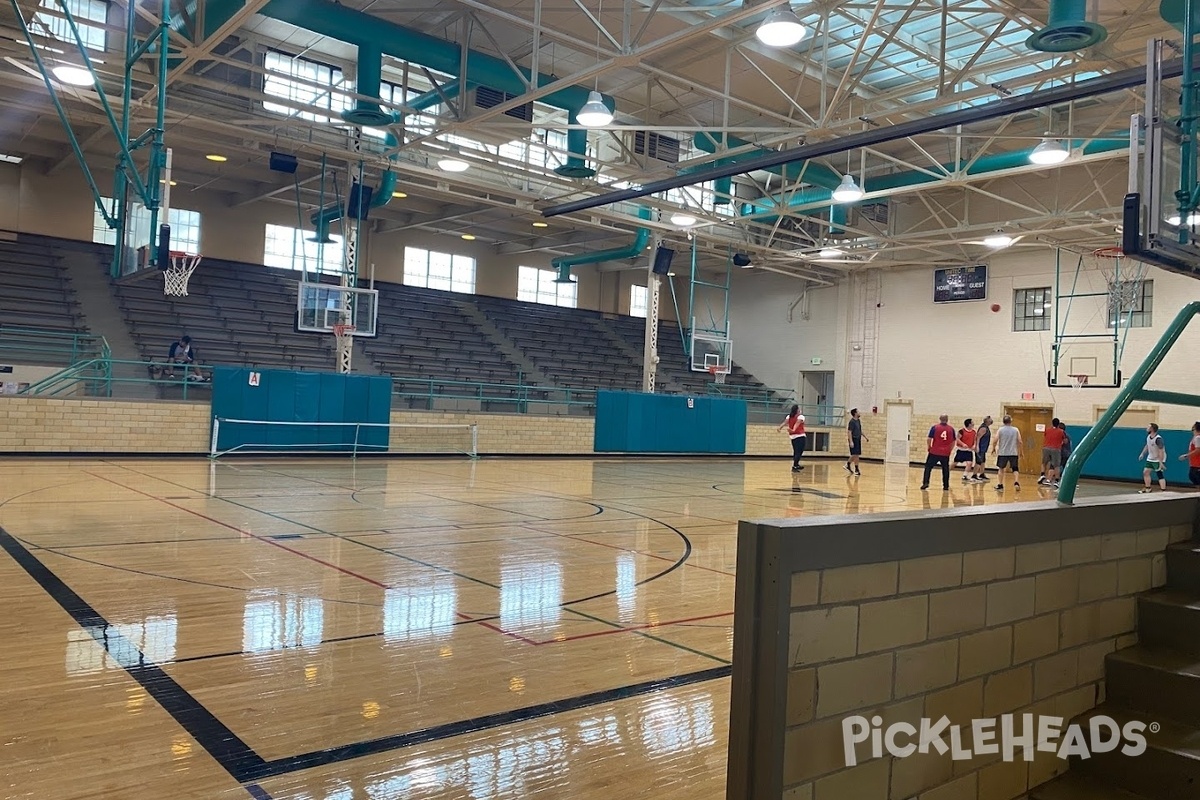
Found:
[778,524,1193,800]
[1,395,840,457]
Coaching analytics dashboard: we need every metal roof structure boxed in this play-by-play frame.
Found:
[0,0,1179,280]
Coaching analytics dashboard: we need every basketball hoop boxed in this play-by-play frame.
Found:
[163,251,202,296]
[1068,374,1089,392]
[332,323,356,349]
[1093,246,1123,260]
[708,365,727,385]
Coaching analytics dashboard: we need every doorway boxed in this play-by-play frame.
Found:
[885,403,912,464]
[799,371,835,426]
[1002,405,1055,474]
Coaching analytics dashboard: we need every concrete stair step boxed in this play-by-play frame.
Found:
[1137,591,1200,656]
[1029,773,1148,799]
[1072,705,1200,800]
[1107,646,1200,726]
[1167,544,1200,592]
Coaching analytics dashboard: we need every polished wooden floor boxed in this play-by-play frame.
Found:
[0,457,1128,799]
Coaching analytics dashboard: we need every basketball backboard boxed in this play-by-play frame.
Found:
[690,325,732,373]
[1123,39,1200,278]
[296,282,378,336]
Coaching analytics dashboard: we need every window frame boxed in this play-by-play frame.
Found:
[403,246,476,293]
[91,197,201,253]
[1012,286,1051,332]
[629,284,648,318]
[262,49,349,124]
[263,223,344,275]
[518,266,577,308]
[37,0,107,52]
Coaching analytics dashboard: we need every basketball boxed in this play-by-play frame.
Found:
[990,303,1001,312]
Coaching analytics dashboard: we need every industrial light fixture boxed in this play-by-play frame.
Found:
[392,191,408,199]
[51,65,94,86]
[576,90,614,128]
[670,212,697,227]
[983,230,1014,248]
[755,5,807,47]
[1029,133,1069,165]
[832,174,864,203]
[1167,213,1200,226]
[437,148,470,172]
[461,233,476,240]
[818,247,843,258]
[0,154,22,164]
[532,221,549,228]
[159,179,177,186]
[205,154,227,163]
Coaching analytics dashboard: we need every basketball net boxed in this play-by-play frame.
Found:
[1068,374,1088,393]
[164,252,202,297]
[708,365,727,384]
[332,323,356,351]
[1090,247,1145,314]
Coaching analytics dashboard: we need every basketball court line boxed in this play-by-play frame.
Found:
[0,523,732,785]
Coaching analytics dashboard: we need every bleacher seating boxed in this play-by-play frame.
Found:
[0,238,87,334]
[473,297,644,390]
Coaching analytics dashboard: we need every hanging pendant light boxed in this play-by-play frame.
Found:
[756,5,807,47]
[437,147,470,172]
[52,65,94,86]
[984,230,1014,248]
[832,174,864,203]
[1029,133,1069,165]
[576,90,614,128]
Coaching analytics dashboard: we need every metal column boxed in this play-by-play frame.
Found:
[642,235,662,393]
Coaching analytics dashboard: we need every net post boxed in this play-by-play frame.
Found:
[209,417,220,459]
[471,423,478,458]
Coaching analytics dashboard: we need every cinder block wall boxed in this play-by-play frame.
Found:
[0,396,854,456]
[728,495,1200,800]
[782,527,1189,800]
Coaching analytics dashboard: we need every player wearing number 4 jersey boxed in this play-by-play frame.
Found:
[921,414,957,491]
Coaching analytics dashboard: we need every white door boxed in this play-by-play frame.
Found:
[885,404,912,464]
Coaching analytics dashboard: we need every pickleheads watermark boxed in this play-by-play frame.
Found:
[842,714,1158,767]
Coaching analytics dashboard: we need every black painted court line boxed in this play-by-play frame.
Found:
[0,526,270,792]
[251,664,733,779]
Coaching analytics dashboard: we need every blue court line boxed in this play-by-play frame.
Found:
[1,522,733,785]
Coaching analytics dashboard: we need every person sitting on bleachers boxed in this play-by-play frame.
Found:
[151,335,208,381]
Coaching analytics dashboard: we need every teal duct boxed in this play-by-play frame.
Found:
[1026,0,1107,52]
[174,0,609,176]
[310,83,457,240]
[550,206,654,283]
[1161,0,1200,34]
[693,133,843,189]
[739,137,1130,223]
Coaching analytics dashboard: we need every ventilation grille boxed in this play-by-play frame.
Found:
[633,131,681,163]
[473,86,534,122]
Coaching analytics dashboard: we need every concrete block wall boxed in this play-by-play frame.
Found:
[779,524,1193,800]
[0,396,211,452]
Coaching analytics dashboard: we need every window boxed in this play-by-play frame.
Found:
[630,285,648,318]
[403,247,475,293]
[1012,287,1051,332]
[263,224,344,274]
[518,266,576,308]
[91,197,201,253]
[263,50,349,124]
[37,0,106,52]
[1108,280,1153,328]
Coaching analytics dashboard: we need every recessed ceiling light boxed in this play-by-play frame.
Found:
[206,154,227,162]
[671,212,697,227]
[461,234,476,240]
[392,191,408,198]
[51,65,94,86]
[532,221,549,228]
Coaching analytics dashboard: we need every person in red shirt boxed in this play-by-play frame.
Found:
[921,414,957,491]
[1178,421,1200,490]
[1040,417,1067,488]
[956,419,978,483]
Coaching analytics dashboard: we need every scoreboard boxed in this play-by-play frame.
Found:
[933,265,987,303]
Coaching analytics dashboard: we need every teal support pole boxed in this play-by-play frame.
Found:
[1057,301,1200,503]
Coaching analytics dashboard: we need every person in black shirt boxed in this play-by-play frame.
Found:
[845,408,868,475]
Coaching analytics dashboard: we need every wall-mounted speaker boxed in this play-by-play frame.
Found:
[347,182,374,220]
[269,152,298,173]
[652,245,675,275]
[732,252,752,267]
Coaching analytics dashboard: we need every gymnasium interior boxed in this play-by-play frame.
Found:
[3,0,1200,798]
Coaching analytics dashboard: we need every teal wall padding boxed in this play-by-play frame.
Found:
[211,367,392,453]
[594,390,748,453]
[1066,424,1196,484]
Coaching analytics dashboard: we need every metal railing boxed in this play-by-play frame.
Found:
[393,376,597,415]
[0,326,110,366]
[19,357,211,399]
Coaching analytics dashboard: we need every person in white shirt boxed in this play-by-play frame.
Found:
[778,404,807,472]
[1138,422,1168,494]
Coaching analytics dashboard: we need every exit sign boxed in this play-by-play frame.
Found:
[1021,392,1035,400]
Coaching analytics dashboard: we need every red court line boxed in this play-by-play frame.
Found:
[87,472,543,646]
[538,611,734,645]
